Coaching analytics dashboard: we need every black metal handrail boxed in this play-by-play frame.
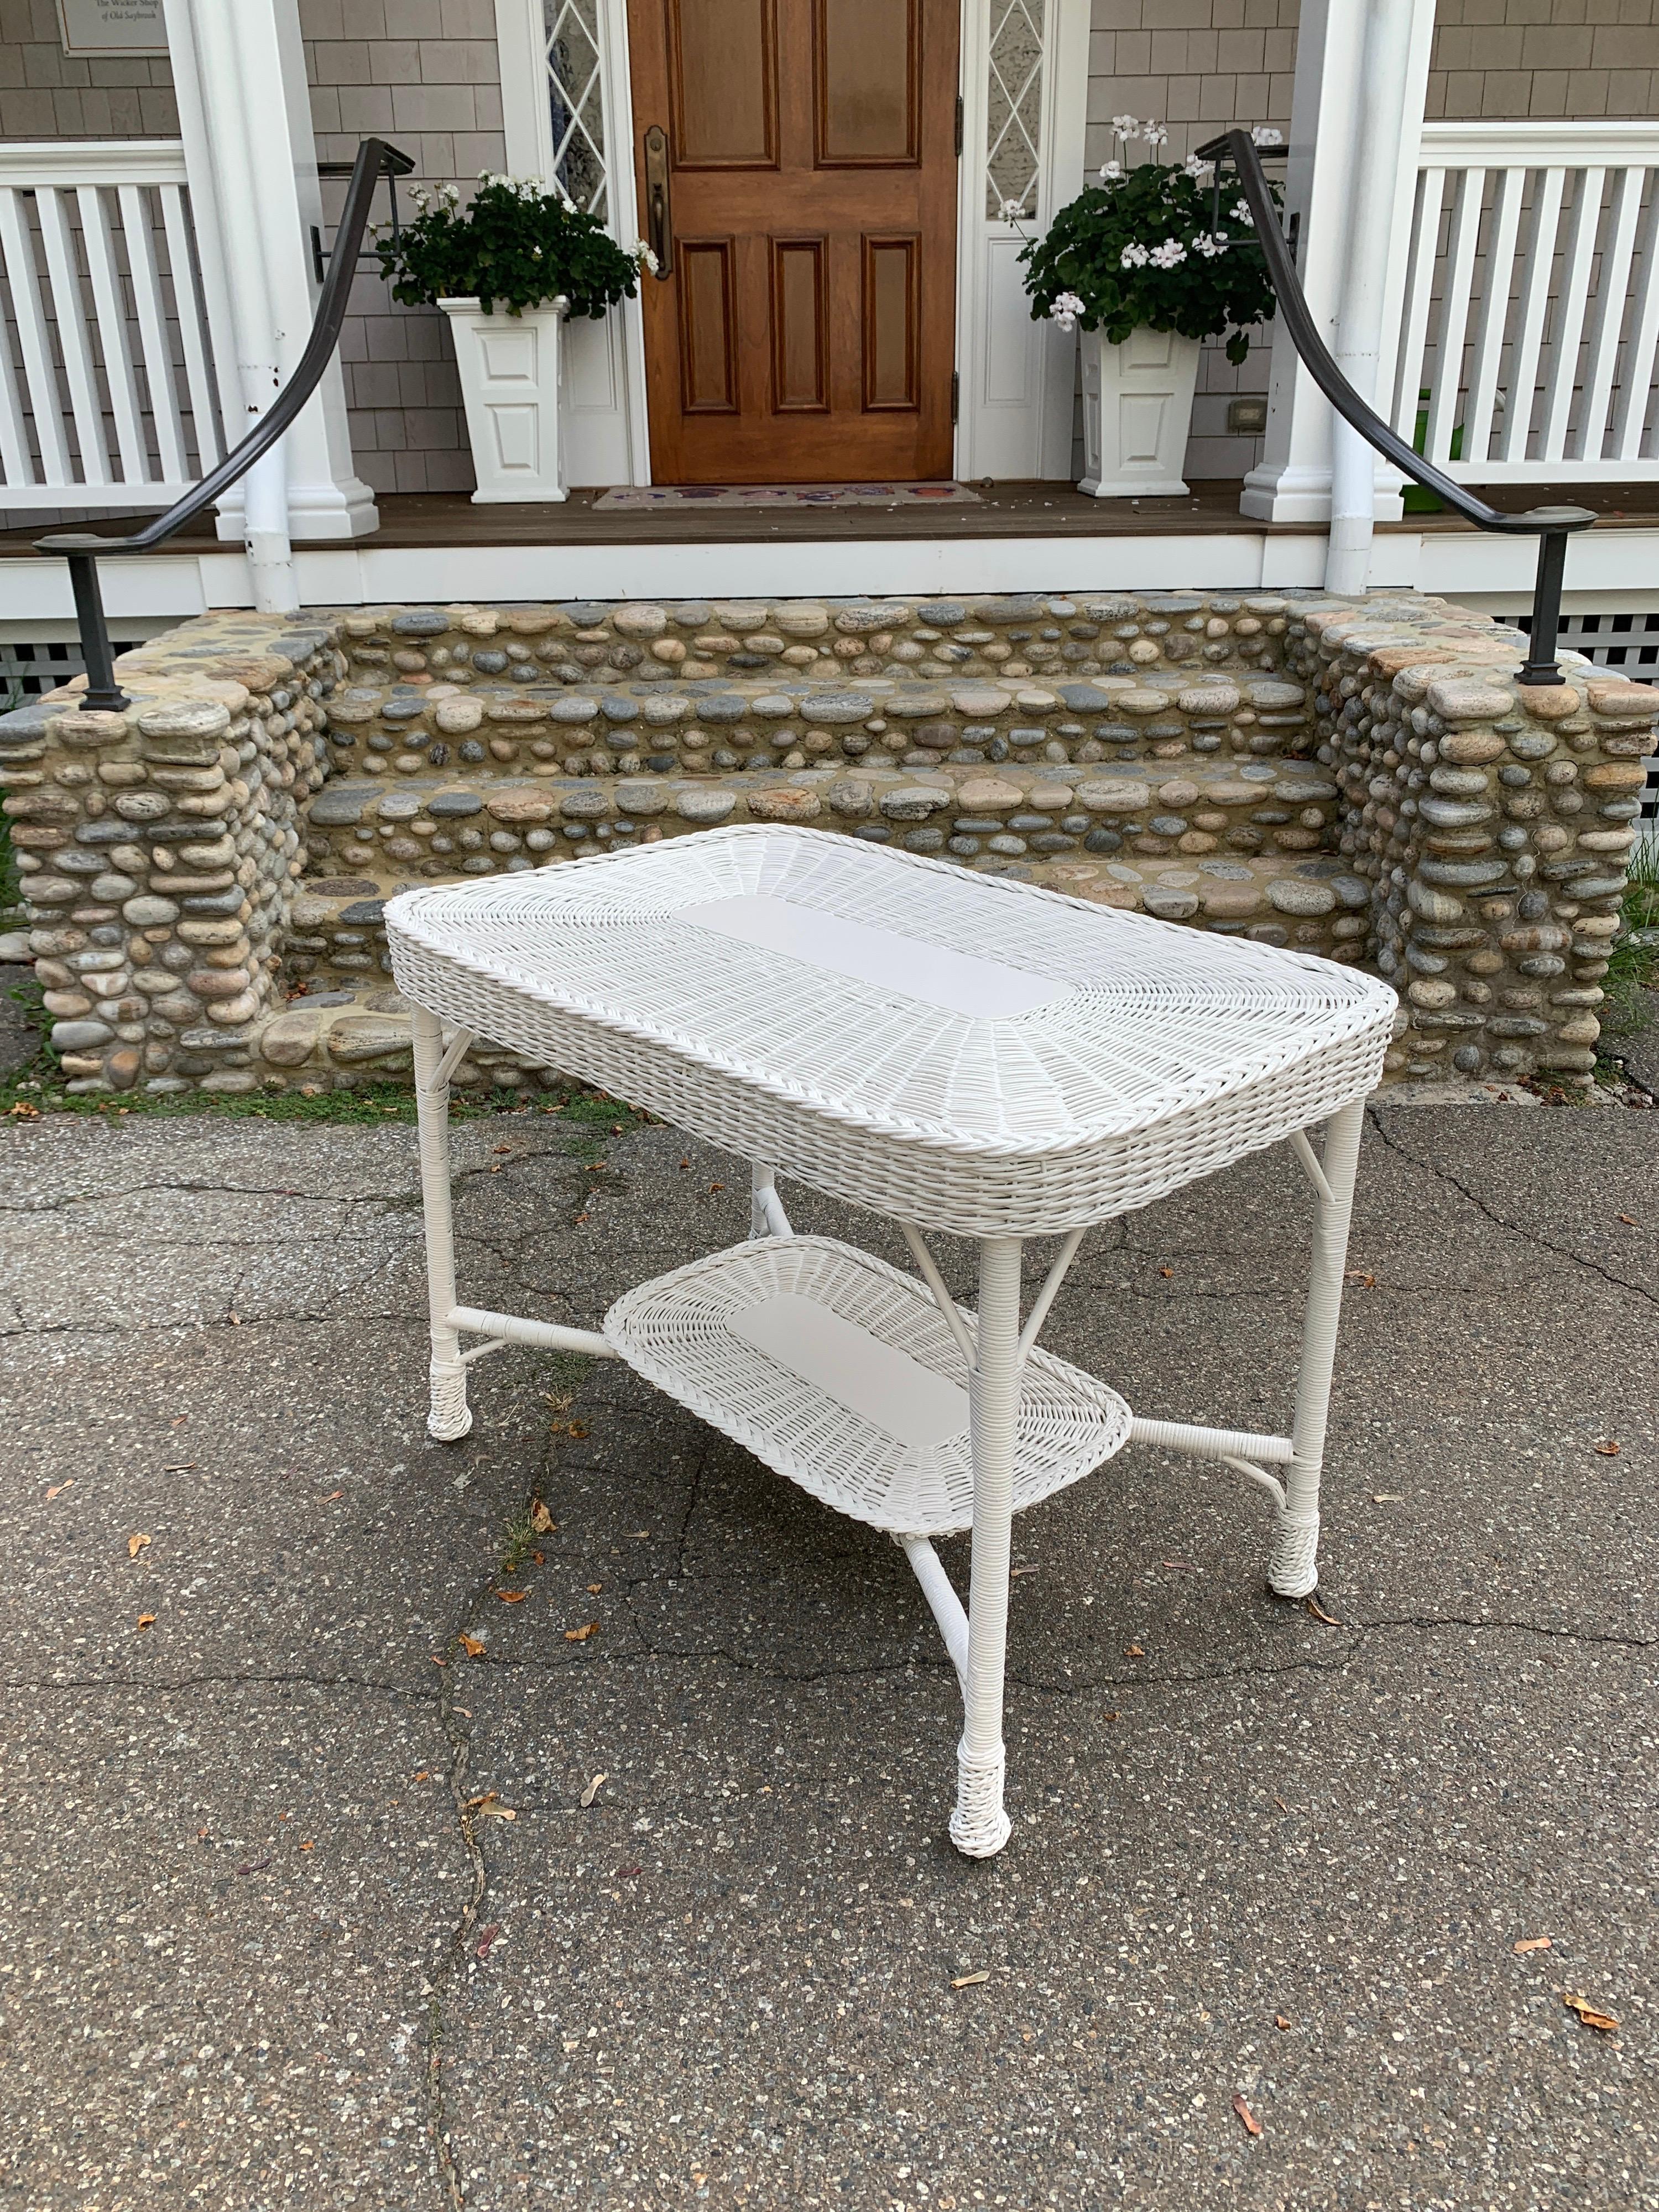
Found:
[1196,127,1596,684]
[36,135,414,713]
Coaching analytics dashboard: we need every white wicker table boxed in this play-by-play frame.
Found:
[387,826,1396,1857]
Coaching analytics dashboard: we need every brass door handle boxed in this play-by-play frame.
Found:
[644,126,672,278]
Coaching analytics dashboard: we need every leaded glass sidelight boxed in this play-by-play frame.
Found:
[984,0,1045,220]
[545,0,608,218]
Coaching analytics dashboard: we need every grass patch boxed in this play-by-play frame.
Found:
[1600,835,1659,1044]
[2,1059,655,1130]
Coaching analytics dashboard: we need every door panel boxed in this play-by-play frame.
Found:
[630,0,957,482]
[815,0,918,165]
[669,0,776,165]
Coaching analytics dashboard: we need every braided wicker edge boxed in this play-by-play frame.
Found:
[385,828,1396,1159]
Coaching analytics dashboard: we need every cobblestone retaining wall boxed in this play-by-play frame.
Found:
[4,590,1655,1096]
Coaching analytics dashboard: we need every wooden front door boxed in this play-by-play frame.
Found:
[627,0,959,483]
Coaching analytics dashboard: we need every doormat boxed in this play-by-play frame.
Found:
[593,482,984,510]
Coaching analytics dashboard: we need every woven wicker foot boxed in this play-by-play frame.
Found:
[427,1359,473,1443]
[1267,1507,1320,1599]
[949,1741,1012,1858]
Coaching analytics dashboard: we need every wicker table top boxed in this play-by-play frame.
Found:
[386,826,1395,1234]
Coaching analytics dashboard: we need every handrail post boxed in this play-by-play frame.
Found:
[1516,528,1569,687]
[64,550,129,713]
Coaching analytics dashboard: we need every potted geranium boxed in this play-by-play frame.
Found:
[1016,121,1281,499]
[375,175,650,503]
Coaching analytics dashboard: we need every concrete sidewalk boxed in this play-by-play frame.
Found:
[1,1100,1653,2210]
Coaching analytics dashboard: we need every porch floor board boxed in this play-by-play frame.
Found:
[3,477,1656,557]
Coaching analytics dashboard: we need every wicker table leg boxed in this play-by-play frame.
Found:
[950,1235,1022,1858]
[1270,1097,1366,1597]
[412,1005,472,1443]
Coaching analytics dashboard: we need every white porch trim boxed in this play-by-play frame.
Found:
[953,0,1089,481]
[494,0,651,489]
[10,520,1655,621]
[161,0,377,545]
[1241,0,1436,533]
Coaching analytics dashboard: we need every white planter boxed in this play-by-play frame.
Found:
[1077,324,1202,499]
[439,296,568,504]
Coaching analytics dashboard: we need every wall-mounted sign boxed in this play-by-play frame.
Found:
[55,0,168,56]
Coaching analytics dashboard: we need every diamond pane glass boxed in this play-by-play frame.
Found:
[984,0,1044,221]
[545,0,608,220]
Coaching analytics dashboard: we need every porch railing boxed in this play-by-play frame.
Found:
[1389,120,1659,484]
[0,141,234,510]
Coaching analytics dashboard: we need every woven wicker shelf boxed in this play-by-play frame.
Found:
[603,1235,1130,1537]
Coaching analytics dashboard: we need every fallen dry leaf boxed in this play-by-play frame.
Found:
[1274,2014,1291,2031]
[1616,1213,1638,1226]
[566,1421,588,1439]
[127,1533,152,1559]
[45,1480,75,1500]
[951,1970,990,1989]
[1371,1491,1405,1503]
[1563,1992,1619,2032]
[1593,1440,1621,1457]
[300,1839,315,1850]
[1161,1559,1196,1572]
[1306,1597,1344,1627]
[476,1922,502,1958]
[466,1791,517,1822]
[1124,1644,1144,1658]
[457,1632,487,1657]
[1343,1269,1376,1288]
[136,1614,156,1631]
[580,1772,608,1808]
[530,1501,555,1533]
[708,1181,726,1193]
[1158,1266,1173,1279]
[586,1582,604,1594]
[496,1589,528,1604]
[565,1621,599,1643]
[325,1489,342,1501]
[1514,1936,1553,1953]
[1233,2093,1262,2137]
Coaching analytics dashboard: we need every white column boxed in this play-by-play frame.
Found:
[164,0,378,546]
[1240,0,1434,533]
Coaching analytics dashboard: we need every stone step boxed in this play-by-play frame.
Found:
[286,769,1363,997]
[322,663,1316,780]
[300,754,1341,886]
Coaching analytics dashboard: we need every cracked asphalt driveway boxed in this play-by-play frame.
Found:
[1,1099,1654,2210]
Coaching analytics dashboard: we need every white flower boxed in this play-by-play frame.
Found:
[1192,230,1230,258]
[1097,160,1124,184]
[1111,114,1140,140]
[1142,122,1168,148]
[1182,154,1213,182]
[1048,289,1086,332]
[634,241,660,274]
[1147,236,1187,268]
[1250,126,1283,147]
[1231,197,1254,225]
[1119,242,1150,269]
[999,194,1029,222]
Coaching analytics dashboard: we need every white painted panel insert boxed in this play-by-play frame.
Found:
[731,1295,969,1449]
[685,894,1072,1017]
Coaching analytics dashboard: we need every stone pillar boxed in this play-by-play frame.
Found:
[0,626,341,1099]
[1290,603,1659,1088]
[163,0,378,550]
[1240,0,1436,534]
